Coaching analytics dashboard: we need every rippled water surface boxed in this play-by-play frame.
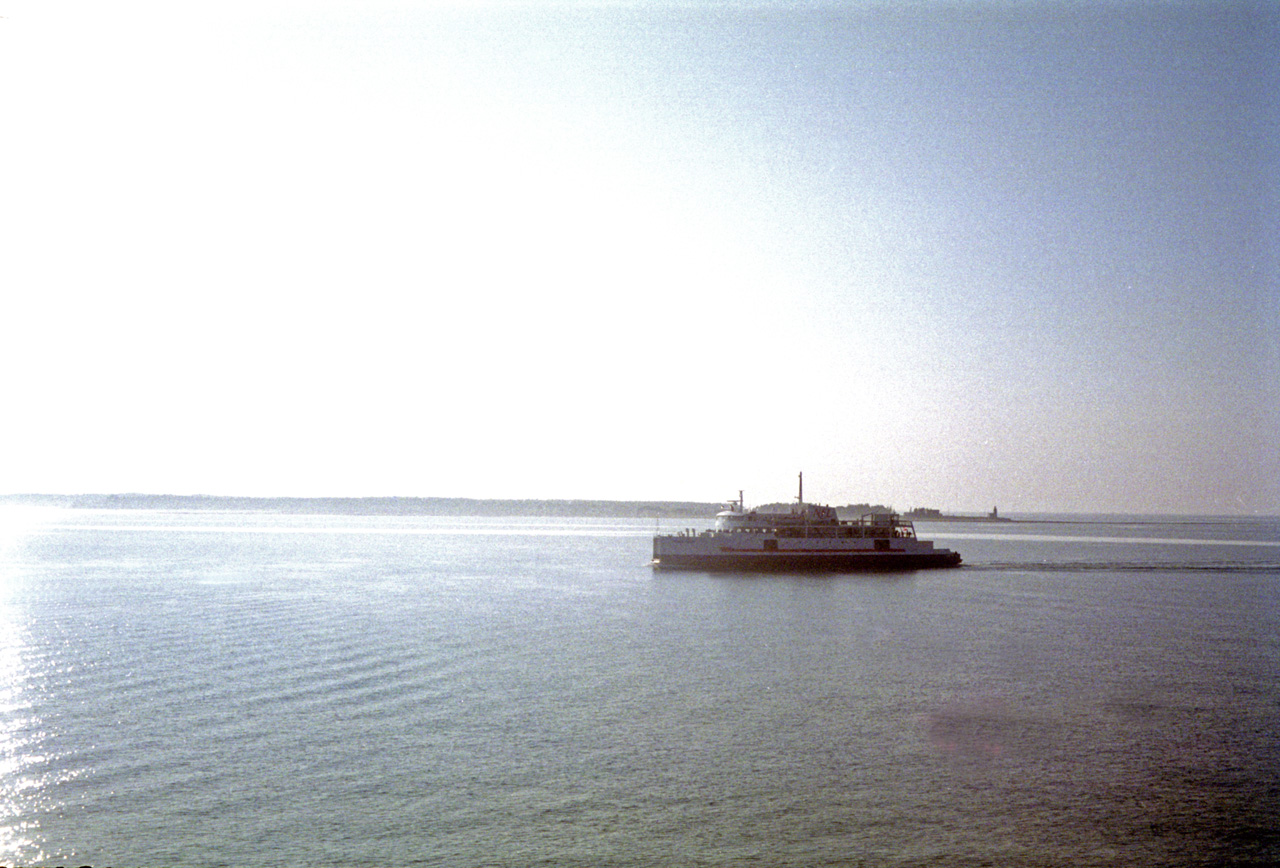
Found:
[1,509,1277,866]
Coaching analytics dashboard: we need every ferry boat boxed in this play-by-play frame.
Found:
[652,475,962,571]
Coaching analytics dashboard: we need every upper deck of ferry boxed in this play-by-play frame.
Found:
[713,502,918,540]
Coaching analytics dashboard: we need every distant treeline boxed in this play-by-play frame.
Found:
[0,493,724,518]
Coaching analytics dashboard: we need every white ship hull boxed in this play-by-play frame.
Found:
[652,532,962,571]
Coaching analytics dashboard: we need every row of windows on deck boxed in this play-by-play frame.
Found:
[724,526,915,539]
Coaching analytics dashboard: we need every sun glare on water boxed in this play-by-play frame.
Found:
[0,509,53,865]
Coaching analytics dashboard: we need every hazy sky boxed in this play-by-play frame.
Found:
[2,1,1277,514]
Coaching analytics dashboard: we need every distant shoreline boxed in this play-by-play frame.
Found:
[902,513,1012,523]
[0,494,1267,522]
[0,493,724,519]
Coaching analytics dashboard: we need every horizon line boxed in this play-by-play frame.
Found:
[0,492,1274,520]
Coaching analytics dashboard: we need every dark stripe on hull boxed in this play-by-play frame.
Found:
[652,551,962,572]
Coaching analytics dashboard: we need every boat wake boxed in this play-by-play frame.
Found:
[973,560,1280,574]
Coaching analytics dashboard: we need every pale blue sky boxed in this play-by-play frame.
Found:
[2,1,1277,513]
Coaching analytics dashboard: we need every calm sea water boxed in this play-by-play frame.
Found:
[1,508,1277,867]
